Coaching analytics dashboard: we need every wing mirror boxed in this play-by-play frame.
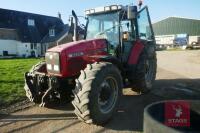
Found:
[127,6,137,20]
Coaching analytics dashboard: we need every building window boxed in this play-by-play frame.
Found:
[31,43,34,49]
[31,43,37,49]
[28,19,35,26]
[49,29,55,37]
[34,43,37,49]
[3,51,8,56]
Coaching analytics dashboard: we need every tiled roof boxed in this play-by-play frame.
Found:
[41,24,70,43]
[0,8,65,43]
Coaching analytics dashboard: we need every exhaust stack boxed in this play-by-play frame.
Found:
[72,10,78,41]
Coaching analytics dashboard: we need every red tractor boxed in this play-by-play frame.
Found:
[24,4,157,125]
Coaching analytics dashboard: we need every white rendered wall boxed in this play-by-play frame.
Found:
[0,40,20,55]
[0,39,43,57]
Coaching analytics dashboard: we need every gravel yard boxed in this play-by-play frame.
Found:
[0,50,200,133]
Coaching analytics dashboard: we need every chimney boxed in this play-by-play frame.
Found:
[58,12,61,19]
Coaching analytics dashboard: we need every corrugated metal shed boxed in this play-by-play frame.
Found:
[153,17,200,36]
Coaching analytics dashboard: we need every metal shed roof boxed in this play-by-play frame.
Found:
[153,17,200,36]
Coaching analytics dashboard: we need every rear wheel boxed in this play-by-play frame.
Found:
[132,52,157,93]
[72,62,122,125]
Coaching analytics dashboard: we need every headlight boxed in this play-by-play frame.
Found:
[45,52,60,73]
[111,5,118,10]
[47,64,52,70]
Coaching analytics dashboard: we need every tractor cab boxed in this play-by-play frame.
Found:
[85,5,155,63]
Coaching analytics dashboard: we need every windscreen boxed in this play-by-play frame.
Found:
[86,12,119,47]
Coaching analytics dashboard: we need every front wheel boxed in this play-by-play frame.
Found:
[72,62,122,125]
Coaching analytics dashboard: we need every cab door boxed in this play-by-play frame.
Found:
[137,6,156,58]
[120,19,136,63]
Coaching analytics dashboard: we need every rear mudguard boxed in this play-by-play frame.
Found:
[128,40,144,65]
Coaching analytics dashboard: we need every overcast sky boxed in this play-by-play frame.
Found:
[1,0,199,24]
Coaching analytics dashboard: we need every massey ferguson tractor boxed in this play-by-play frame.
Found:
[24,4,157,125]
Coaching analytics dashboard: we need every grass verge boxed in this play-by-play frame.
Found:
[0,58,42,107]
